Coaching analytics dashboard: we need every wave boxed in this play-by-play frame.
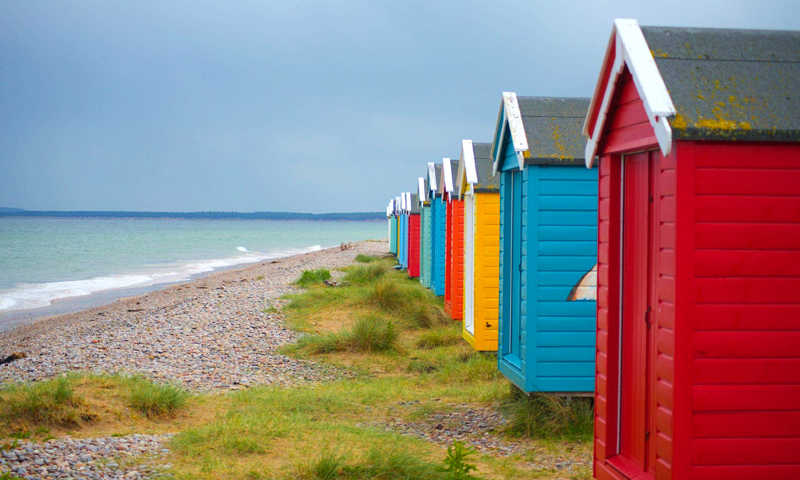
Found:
[0,244,325,313]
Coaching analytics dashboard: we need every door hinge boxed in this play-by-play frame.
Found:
[518,262,523,272]
[645,306,652,329]
[645,430,651,441]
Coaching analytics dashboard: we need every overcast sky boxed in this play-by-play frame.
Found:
[1,1,798,212]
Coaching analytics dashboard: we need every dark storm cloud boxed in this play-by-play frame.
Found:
[1,0,798,212]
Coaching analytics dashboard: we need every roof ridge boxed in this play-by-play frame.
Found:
[655,57,800,64]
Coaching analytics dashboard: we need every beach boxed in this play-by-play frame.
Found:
[0,240,387,390]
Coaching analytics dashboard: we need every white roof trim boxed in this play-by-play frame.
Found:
[405,192,411,212]
[427,162,437,192]
[463,139,478,185]
[418,177,426,203]
[585,18,676,167]
[442,157,454,194]
[503,92,528,171]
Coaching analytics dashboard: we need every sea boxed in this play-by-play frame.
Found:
[0,216,385,331]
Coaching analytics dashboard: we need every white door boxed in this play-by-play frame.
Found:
[464,194,475,335]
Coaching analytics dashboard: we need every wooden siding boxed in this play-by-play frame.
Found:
[447,199,464,320]
[389,216,397,254]
[526,164,598,392]
[408,213,420,278]
[432,197,447,296]
[445,200,454,313]
[469,192,500,351]
[682,141,800,480]
[421,206,432,288]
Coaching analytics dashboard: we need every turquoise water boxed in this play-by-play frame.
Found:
[0,217,384,313]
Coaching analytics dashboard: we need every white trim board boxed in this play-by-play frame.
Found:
[463,139,478,185]
[427,162,437,192]
[442,157,454,194]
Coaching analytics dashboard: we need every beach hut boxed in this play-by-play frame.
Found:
[444,159,464,321]
[389,198,398,255]
[492,93,598,394]
[430,162,446,296]
[420,174,433,289]
[402,192,411,270]
[398,193,408,269]
[584,21,800,480]
[458,140,500,351]
[386,200,394,250]
[408,189,421,278]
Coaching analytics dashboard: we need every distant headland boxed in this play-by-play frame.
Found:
[0,207,384,221]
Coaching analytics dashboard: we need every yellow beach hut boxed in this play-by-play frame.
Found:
[457,139,500,351]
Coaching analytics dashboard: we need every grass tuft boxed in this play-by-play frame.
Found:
[296,269,332,288]
[0,376,87,427]
[125,376,189,418]
[502,389,594,441]
[298,316,397,354]
[416,328,461,349]
[343,263,387,285]
[293,448,466,480]
[354,254,377,263]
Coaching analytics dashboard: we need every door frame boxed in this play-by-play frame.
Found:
[606,149,658,480]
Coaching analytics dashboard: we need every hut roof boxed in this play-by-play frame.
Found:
[644,25,800,142]
[459,141,498,196]
[491,94,590,172]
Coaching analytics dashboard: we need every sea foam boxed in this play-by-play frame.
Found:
[0,244,324,312]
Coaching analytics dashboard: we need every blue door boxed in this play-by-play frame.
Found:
[502,170,523,367]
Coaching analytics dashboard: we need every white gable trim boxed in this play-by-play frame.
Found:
[442,157,454,194]
[418,177,426,203]
[427,162,437,192]
[463,139,478,185]
[585,18,676,167]
[492,92,529,174]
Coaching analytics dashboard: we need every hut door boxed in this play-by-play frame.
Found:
[464,195,475,335]
[502,170,523,366]
[617,151,657,475]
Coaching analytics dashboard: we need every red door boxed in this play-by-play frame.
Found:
[616,151,657,477]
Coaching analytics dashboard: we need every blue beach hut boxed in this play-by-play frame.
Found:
[388,198,398,255]
[398,193,406,268]
[420,175,433,289]
[400,192,411,270]
[429,161,447,296]
[492,93,598,394]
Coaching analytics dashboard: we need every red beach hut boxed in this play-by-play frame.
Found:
[442,157,463,320]
[408,188,422,279]
[584,20,800,480]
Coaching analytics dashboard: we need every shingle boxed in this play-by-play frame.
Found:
[517,97,590,165]
[411,193,420,214]
[473,142,499,192]
[642,26,800,141]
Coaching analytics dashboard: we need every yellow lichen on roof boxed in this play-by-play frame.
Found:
[549,121,568,160]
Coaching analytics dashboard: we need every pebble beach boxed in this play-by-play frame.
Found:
[0,240,386,390]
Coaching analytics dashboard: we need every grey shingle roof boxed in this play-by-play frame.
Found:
[642,26,800,142]
[410,193,420,214]
[510,97,590,165]
[473,142,498,192]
